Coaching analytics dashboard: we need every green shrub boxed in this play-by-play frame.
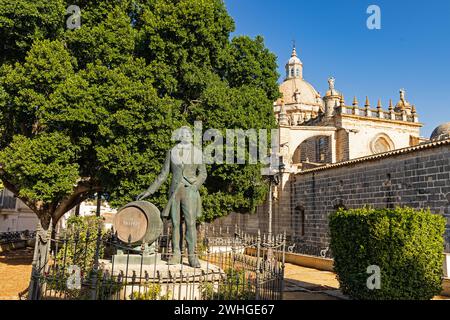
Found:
[46,216,118,299]
[329,207,446,300]
[130,283,171,300]
[200,268,255,300]
[55,216,106,276]
[43,269,122,300]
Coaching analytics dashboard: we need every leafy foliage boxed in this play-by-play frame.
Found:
[130,282,171,300]
[0,133,80,203]
[200,268,255,300]
[56,215,105,276]
[0,0,66,64]
[0,0,280,225]
[43,216,123,300]
[44,268,122,300]
[329,207,446,300]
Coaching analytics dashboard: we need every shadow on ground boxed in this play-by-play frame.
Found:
[283,278,345,300]
[0,248,33,266]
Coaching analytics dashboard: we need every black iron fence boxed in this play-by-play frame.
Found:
[24,224,285,300]
[0,230,35,244]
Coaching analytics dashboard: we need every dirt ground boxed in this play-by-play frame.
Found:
[0,248,33,300]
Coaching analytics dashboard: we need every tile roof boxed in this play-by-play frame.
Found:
[297,139,450,175]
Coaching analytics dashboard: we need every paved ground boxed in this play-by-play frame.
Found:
[283,263,344,300]
[0,248,33,300]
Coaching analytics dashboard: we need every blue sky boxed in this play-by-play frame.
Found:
[224,0,450,137]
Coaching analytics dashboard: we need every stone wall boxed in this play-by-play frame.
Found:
[337,115,421,160]
[211,140,450,252]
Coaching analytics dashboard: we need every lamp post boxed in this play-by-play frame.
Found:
[263,156,285,257]
[268,180,273,241]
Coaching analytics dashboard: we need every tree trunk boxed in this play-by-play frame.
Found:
[28,215,52,300]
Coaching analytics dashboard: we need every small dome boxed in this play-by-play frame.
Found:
[288,47,302,65]
[325,88,341,97]
[395,89,412,111]
[279,78,322,106]
[430,122,450,141]
[324,77,340,97]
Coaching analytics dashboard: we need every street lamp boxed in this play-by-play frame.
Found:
[262,156,286,247]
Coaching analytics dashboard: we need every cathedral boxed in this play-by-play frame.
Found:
[213,46,450,254]
[275,46,425,173]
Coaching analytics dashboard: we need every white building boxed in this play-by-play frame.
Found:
[57,200,118,231]
[0,188,117,233]
[0,188,38,232]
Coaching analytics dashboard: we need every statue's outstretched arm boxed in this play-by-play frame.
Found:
[137,150,171,200]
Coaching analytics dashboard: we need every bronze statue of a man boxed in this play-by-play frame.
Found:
[137,127,207,268]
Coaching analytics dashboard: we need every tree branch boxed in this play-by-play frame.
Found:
[0,165,102,225]
[53,181,103,223]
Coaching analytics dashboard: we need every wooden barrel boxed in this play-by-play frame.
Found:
[113,201,163,245]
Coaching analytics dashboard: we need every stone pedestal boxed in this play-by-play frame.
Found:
[111,253,162,265]
[99,258,225,300]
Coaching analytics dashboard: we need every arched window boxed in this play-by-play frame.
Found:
[301,210,305,236]
[316,137,327,162]
[292,135,331,165]
[370,134,394,154]
[290,68,295,77]
[296,68,300,77]
[293,205,306,238]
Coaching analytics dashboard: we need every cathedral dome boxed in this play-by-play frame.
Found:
[279,46,322,107]
[430,122,450,141]
[279,78,322,106]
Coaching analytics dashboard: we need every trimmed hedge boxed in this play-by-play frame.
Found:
[329,207,446,300]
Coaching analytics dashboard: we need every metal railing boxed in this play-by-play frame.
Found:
[0,230,35,244]
[25,224,286,300]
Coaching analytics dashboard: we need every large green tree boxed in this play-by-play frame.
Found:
[0,0,279,232]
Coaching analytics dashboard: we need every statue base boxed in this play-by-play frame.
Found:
[99,257,225,300]
[111,253,162,265]
[112,242,161,265]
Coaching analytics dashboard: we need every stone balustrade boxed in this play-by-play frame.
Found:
[338,105,419,123]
